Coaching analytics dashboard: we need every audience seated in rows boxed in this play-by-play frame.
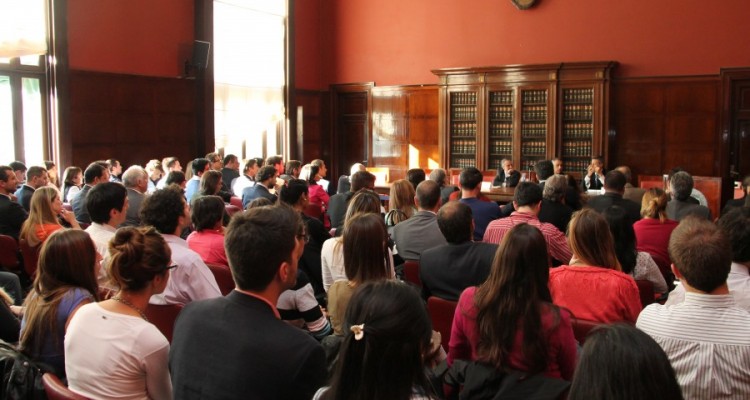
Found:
[428,167,459,206]
[0,165,28,240]
[20,186,81,247]
[420,201,497,301]
[603,206,668,295]
[140,186,221,305]
[484,182,572,265]
[169,205,326,399]
[65,226,172,400]
[666,171,712,221]
[327,170,376,234]
[458,167,501,241]
[391,180,447,261]
[72,161,110,224]
[586,170,641,224]
[14,165,49,212]
[637,216,750,399]
[186,195,228,266]
[241,165,278,209]
[548,209,641,323]
[448,223,577,381]
[20,230,101,377]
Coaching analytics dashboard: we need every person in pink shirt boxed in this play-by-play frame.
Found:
[449,223,577,381]
[186,195,228,266]
[549,209,641,323]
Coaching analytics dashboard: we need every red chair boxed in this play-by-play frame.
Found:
[635,279,655,308]
[18,238,40,279]
[229,196,242,209]
[427,296,458,346]
[0,234,20,272]
[42,372,90,400]
[571,317,602,344]
[225,204,241,217]
[403,260,421,288]
[206,263,234,295]
[145,303,183,343]
[303,203,324,221]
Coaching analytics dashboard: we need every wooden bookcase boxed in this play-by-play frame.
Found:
[433,62,616,177]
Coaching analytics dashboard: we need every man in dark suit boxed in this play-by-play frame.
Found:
[586,170,642,224]
[221,154,240,191]
[391,180,447,261]
[492,158,521,187]
[241,165,278,208]
[170,205,326,400]
[666,171,712,221]
[72,161,110,224]
[538,174,574,234]
[420,201,497,301]
[14,165,49,211]
[582,155,606,192]
[0,166,28,240]
[327,170,376,233]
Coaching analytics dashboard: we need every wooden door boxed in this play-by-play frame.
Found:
[331,83,372,189]
[721,68,750,206]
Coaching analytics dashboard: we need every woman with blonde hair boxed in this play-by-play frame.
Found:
[19,186,80,248]
[385,179,416,231]
[20,229,101,377]
[65,226,173,399]
[633,188,679,280]
[548,208,641,323]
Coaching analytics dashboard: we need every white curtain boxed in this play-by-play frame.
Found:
[0,0,47,58]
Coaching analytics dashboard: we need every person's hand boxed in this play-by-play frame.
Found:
[424,330,447,368]
[10,305,23,317]
[60,208,76,224]
[587,164,594,175]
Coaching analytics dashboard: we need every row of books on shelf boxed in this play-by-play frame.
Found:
[490,91,513,104]
[451,92,477,105]
[452,106,477,120]
[522,91,547,104]
[564,159,592,172]
[489,122,513,137]
[489,107,513,120]
[562,141,592,157]
[451,157,476,169]
[563,123,593,138]
[563,105,593,120]
[489,140,512,155]
[451,140,477,154]
[562,88,594,103]
[522,106,547,121]
[451,122,477,137]
[521,123,547,138]
[521,141,546,155]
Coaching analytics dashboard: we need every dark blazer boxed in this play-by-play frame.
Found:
[241,184,277,209]
[300,213,330,298]
[327,191,354,232]
[14,185,34,212]
[221,168,240,193]
[71,184,93,224]
[460,198,501,241]
[420,241,498,301]
[0,194,28,240]
[586,192,641,224]
[623,183,646,206]
[170,291,327,400]
[666,199,712,221]
[121,188,146,227]
[492,170,521,187]
[391,211,447,261]
[336,175,350,194]
[538,199,573,234]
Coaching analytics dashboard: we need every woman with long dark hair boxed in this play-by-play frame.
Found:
[448,223,576,380]
[19,229,101,376]
[61,166,82,202]
[549,209,641,323]
[65,226,173,399]
[315,280,436,400]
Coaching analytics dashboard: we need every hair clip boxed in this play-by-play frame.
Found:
[350,324,365,340]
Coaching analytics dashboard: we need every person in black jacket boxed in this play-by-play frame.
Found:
[492,159,521,188]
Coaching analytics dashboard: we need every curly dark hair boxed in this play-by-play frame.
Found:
[140,185,186,234]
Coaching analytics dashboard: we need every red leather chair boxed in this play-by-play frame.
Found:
[229,196,243,209]
[403,260,421,288]
[42,372,90,400]
[206,262,234,295]
[0,234,20,272]
[145,303,183,343]
[571,317,602,344]
[427,296,458,346]
[18,238,40,279]
[635,279,655,308]
[225,204,241,217]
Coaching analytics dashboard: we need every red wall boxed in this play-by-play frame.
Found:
[67,0,194,77]
[296,0,750,89]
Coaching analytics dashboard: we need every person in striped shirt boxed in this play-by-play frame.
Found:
[483,182,572,265]
[637,216,750,400]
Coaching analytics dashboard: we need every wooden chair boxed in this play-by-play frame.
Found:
[427,296,458,346]
[571,317,602,344]
[635,279,655,308]
[18,238,40,279]
[42,372,90,400]
[0,234,20,272]
[206,262,235,295]
[403,260,421,288]
[145,303,183,343]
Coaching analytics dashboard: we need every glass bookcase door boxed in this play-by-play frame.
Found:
[561,87,595,174]
[519,88,549,173]
[486,89,514,171]
[448,90,479,169]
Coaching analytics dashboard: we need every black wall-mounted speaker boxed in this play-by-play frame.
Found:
[192,40,211,70]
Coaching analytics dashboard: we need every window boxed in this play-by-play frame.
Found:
[213,0,287,160]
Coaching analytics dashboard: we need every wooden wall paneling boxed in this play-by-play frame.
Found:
[330,83,373,189]
[295,89,324,162]
[372,87,408,182]
[68,70,196,170]
[407,86,440,170]
[720,68,750,207]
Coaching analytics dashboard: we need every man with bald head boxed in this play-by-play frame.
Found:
[391,180,447,261]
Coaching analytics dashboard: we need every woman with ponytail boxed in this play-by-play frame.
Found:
[64,226,172,400]
[633,188,679,279]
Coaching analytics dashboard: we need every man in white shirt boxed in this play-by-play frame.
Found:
[637,216,750,399]
[232,158,259,197]
[665,207,750,310]
[141,186,221,305]
[85,182,129,283]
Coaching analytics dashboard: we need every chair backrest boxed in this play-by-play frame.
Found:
[225,204,241,217]
[635,279,655,308]
[42,372,90,400]
[0,234,20,271]
[403,260,421,288]
[427,296,458,345]
[571,317,602,344]
[18,238,40,279]
[303,203,323,221]
[145,303,183,343]
[206,263,235,296]
[229,196,243,209]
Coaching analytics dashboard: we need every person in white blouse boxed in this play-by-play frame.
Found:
[65,226,173,400]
